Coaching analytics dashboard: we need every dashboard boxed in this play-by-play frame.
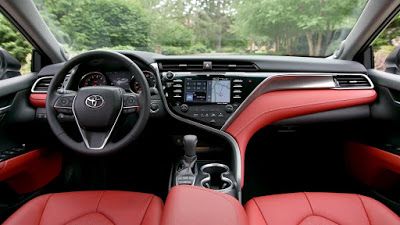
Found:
[32,51,374,130]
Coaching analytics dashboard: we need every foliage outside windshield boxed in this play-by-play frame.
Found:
[32,0,366,57]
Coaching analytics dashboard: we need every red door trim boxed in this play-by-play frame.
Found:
[29,93,47,108]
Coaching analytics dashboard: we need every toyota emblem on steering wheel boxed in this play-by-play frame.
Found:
[85,95,105,108]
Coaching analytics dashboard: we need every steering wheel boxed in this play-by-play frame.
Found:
[46,50,150,155]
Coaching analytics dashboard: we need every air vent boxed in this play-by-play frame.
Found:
[31,77,52,93]
[334,75,372,88]
[158,61,259,72]
[212,62,258,71]
[159,62,203,71]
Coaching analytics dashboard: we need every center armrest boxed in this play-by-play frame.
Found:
[162,185,248,225]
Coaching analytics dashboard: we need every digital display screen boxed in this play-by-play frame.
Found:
[106,71,132,91]
[185,79,231,103]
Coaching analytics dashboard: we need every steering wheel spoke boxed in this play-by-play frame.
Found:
[123,92,140,114]
[78,129,113,150]
[54,91,77,115]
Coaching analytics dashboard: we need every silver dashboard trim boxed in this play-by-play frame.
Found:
[221,73,373,130]
[31,76,53,93]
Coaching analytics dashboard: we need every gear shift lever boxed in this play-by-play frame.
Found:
[183,134,197,158]
[176,135,198,185]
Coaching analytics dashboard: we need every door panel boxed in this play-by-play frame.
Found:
[346,69,400,212]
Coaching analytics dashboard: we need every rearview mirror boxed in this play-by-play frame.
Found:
[0,48,21,79]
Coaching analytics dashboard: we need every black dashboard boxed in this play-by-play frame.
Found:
[33,50,372,129]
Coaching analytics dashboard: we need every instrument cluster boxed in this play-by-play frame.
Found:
[78,70,156,93]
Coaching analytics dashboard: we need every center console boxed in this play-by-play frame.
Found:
[161,72,264,127]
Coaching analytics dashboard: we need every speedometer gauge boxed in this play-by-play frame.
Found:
[79,72,107,88]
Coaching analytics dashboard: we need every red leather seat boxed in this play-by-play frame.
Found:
[246,192,400,225]
[2,190,163,225]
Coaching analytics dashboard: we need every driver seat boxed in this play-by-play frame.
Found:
[2,191,163,225]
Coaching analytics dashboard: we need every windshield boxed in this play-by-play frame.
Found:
[33,0,367,57]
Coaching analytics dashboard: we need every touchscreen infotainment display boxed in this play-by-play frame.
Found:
[184,78,231,103]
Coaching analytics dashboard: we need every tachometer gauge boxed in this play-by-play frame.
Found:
[79,72,107,88]
[129,70,157,93]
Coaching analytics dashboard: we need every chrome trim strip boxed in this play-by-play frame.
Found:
[31,76,53,93]
[151,63,243,192]
[221,73,373,130]
[0,105,11,114]
[72,96,124,150]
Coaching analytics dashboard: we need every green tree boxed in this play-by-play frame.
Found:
[235,0,364,56]
[36,0,151,51]
[0,15,32,64]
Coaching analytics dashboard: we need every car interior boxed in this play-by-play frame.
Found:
[2,0,400,224]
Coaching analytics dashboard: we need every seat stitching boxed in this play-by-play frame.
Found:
[139,195,155,225]
[63,212,115,225]
[357,195,372,225]
[303,192,314,215]
[298,214,340,225]
[96,191,106,212]
[95,191,118,225]
[252,198,269,225]
[62,191,117,225]
[38,194,53,225]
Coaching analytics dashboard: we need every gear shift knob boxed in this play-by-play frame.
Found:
[183,135,198,157]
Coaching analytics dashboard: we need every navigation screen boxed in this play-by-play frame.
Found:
[185,79,231,103]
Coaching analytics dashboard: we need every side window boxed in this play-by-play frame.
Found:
[0,13,33,75]
[373,15,400,71]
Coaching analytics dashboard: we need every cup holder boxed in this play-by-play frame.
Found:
[200,163,233,193]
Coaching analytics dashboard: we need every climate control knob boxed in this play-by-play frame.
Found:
[180,104,189,113]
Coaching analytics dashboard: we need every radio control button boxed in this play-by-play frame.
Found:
[173,84,183,88]
[233,79,243,83]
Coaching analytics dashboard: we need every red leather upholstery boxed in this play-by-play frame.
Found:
[245,192,400,225]
[29,93,46,108]
[162,185,247,225]
[346,142,400,189]
[0,149,62,194]
[3,191,163,225]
